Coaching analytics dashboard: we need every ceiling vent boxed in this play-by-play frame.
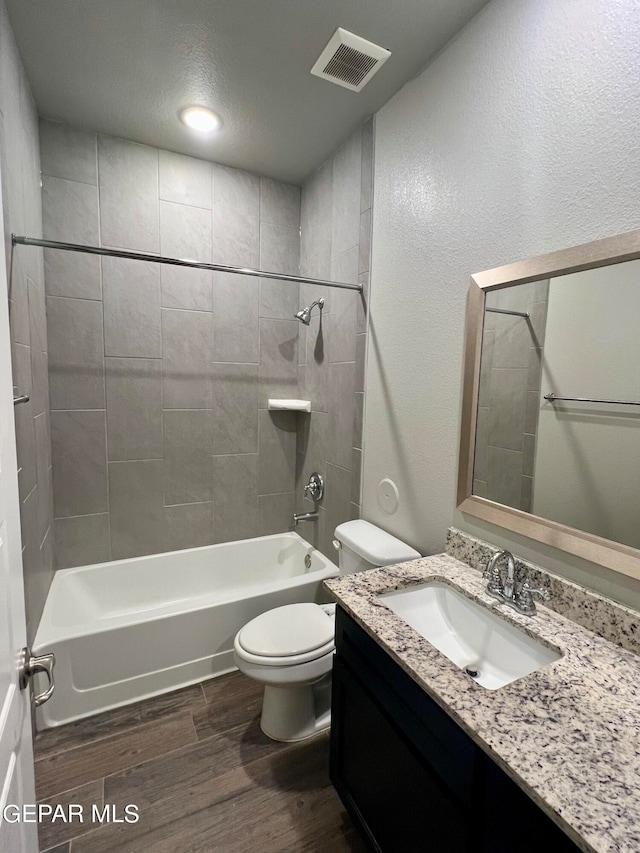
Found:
[311,28,391,92]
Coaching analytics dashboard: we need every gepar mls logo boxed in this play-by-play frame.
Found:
[3,803,140,824]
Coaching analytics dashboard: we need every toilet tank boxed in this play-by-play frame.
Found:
[334,520,421,574]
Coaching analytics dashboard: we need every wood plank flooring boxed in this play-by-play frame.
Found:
[34,672,367,853]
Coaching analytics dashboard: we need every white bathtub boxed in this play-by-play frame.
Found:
[33,532,340,729]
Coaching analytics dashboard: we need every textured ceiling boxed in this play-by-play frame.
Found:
[6,0,488,184]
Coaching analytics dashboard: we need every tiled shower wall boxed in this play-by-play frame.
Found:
[41,120,372,568]
[295,120,372,556]
[1,0,54,644]
[474,281,549,511]
[40,121,304,568]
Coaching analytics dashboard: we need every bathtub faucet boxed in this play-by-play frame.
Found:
[292,511,319,527]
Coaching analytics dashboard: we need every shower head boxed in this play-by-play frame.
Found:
[295,307,312,325]
[295,297,324,325]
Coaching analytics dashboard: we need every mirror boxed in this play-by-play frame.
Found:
[457,228,640,581]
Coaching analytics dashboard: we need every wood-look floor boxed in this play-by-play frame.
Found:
[34,672,367,853]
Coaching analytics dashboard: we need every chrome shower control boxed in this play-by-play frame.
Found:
[304,472,324,502]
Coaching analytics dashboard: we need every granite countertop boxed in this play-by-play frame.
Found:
[325,552,640,853]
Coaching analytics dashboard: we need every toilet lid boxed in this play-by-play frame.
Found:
[237,603,334,657]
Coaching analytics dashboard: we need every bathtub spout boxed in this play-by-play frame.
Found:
[292,511,319,527]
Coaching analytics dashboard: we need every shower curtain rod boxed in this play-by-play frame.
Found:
[11,235,363,292]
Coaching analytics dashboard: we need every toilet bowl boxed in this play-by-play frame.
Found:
[234,520,420,742]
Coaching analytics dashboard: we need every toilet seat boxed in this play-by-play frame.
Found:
[235,603,335,667]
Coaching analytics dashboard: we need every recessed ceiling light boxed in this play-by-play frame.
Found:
[179,106,221,133]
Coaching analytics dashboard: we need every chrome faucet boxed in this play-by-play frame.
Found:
[483,550,549,616]
[292,511,319,527]
[292,473,324,527]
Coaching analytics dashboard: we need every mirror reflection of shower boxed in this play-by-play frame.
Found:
[295,297,325,325]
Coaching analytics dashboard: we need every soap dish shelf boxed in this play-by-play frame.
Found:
[267,399,312,413]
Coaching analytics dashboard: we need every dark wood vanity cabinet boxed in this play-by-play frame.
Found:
[330,606,580,853]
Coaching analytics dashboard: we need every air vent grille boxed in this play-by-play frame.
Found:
[323,44,379,88]
[311,28,391,92]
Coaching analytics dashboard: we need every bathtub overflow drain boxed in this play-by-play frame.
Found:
[304,554,312,569]
[464,666,480,678]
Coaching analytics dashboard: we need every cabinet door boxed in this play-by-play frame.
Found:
[480,759,581,853]
[331,656,471,853]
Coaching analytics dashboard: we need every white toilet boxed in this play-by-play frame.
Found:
[233,520,420,742]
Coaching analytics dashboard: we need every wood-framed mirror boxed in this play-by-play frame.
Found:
[457,227,640,581]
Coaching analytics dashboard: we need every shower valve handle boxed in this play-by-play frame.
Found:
[304,472,324,502]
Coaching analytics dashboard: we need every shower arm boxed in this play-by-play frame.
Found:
[11,235,363,292]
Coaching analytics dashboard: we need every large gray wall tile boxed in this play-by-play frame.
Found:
[257,492,295,536]
[523,432,536,477]
[98,135,159,252]
[41,175,101,299]
[103,257,161,357]
[161,266,212,313]
[358,208,372,275]
[524,390,541,435]
[34,410,51,542]
[211,363,258,454]
[355,334,366,393]
[487,446,522,509]
[163,502,214,552]
[352,448,362,504]
[40,120,97,185]
[296,411,327,505]
[492,314,531,370]
[260,178,300,231]
[159,200,212,311]
[162,308,213,408]
[27,279,49,415]
[527,347,543,391]
[259,278,299,320]
[258,318,298,404]
[331,128,361,257]
[10,272,30,345]
[108,459,164,559]
[330,248,358,364]
[300,159,332,281]
[163,409,213,504]
[212,165,259,267]
[47,296,105,409]
[353,391,364,450]
[360,118,374,213]
[54,514,110,569]
[304,314,329,413]
[51,410,108,517]
[159,199,212,261]
[258,410,297,495]
[212,272,259,363]
[328,362,355,470]
[213,454,258,543]
[105,358,162,461]
[487,368,527,451]
[13,342,36,501]
[260,223,299,276]
[474,406,489,483]
[159,150,212,209]
[478,329,495,407]
[20,487,44,640]
[324,463,352,545]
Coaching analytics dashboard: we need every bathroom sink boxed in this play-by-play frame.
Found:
[379,581,561,690]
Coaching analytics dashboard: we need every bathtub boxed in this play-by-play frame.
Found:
[33,532,340,729]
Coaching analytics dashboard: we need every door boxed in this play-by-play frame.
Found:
[0,166,38,852]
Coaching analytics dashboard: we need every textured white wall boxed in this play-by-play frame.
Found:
[364,0,640,608]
